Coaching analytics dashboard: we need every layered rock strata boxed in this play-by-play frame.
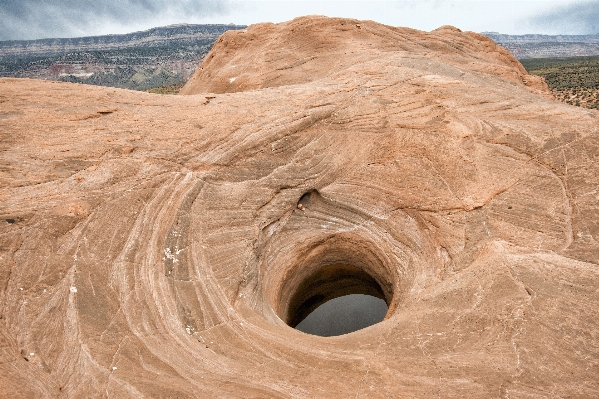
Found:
[1,16,598,398]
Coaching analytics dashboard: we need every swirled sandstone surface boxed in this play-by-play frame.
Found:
[1,16,598,398]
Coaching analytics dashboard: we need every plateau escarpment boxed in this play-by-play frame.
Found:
[1,16,598,398]
[484,32,599,59]
[0,24,246,91]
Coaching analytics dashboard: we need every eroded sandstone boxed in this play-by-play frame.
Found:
[1,16,598,398]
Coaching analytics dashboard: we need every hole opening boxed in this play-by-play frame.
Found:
[262,227,404,338]
[286,263,389,328]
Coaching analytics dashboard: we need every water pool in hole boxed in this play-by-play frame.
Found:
[294,294,388,337]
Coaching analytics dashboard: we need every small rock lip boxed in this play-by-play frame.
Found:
[433,25,463,32]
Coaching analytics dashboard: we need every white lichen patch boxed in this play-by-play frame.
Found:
[164,247,183,263]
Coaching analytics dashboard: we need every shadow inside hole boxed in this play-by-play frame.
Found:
[295,294,388,337]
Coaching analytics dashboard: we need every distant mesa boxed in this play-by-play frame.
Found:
[484,32,599,59]
[0,24,246,91]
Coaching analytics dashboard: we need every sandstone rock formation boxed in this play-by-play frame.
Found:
[1,16,598,398]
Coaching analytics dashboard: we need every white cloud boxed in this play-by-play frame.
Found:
[0,0,594,40]
[525,0,599,34]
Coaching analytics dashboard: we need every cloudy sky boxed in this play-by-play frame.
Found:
[1,0,598,41]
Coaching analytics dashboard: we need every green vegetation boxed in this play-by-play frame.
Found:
[521,55,599,109]
[145,84,185,95]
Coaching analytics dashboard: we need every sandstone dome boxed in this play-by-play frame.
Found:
[1,16,598,398]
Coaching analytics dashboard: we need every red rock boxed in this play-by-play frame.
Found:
[0,16,597,398]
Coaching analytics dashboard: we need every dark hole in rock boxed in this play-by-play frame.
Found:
[295,294,388,337]
[5,219,15,224]
[286,264,390,336]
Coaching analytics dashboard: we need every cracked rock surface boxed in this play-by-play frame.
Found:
[1,16,598,398]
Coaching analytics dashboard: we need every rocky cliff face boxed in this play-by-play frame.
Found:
[483,32,599,59]
[0,24,245,56]
[0,24,246,91]
[1,16,598,398]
